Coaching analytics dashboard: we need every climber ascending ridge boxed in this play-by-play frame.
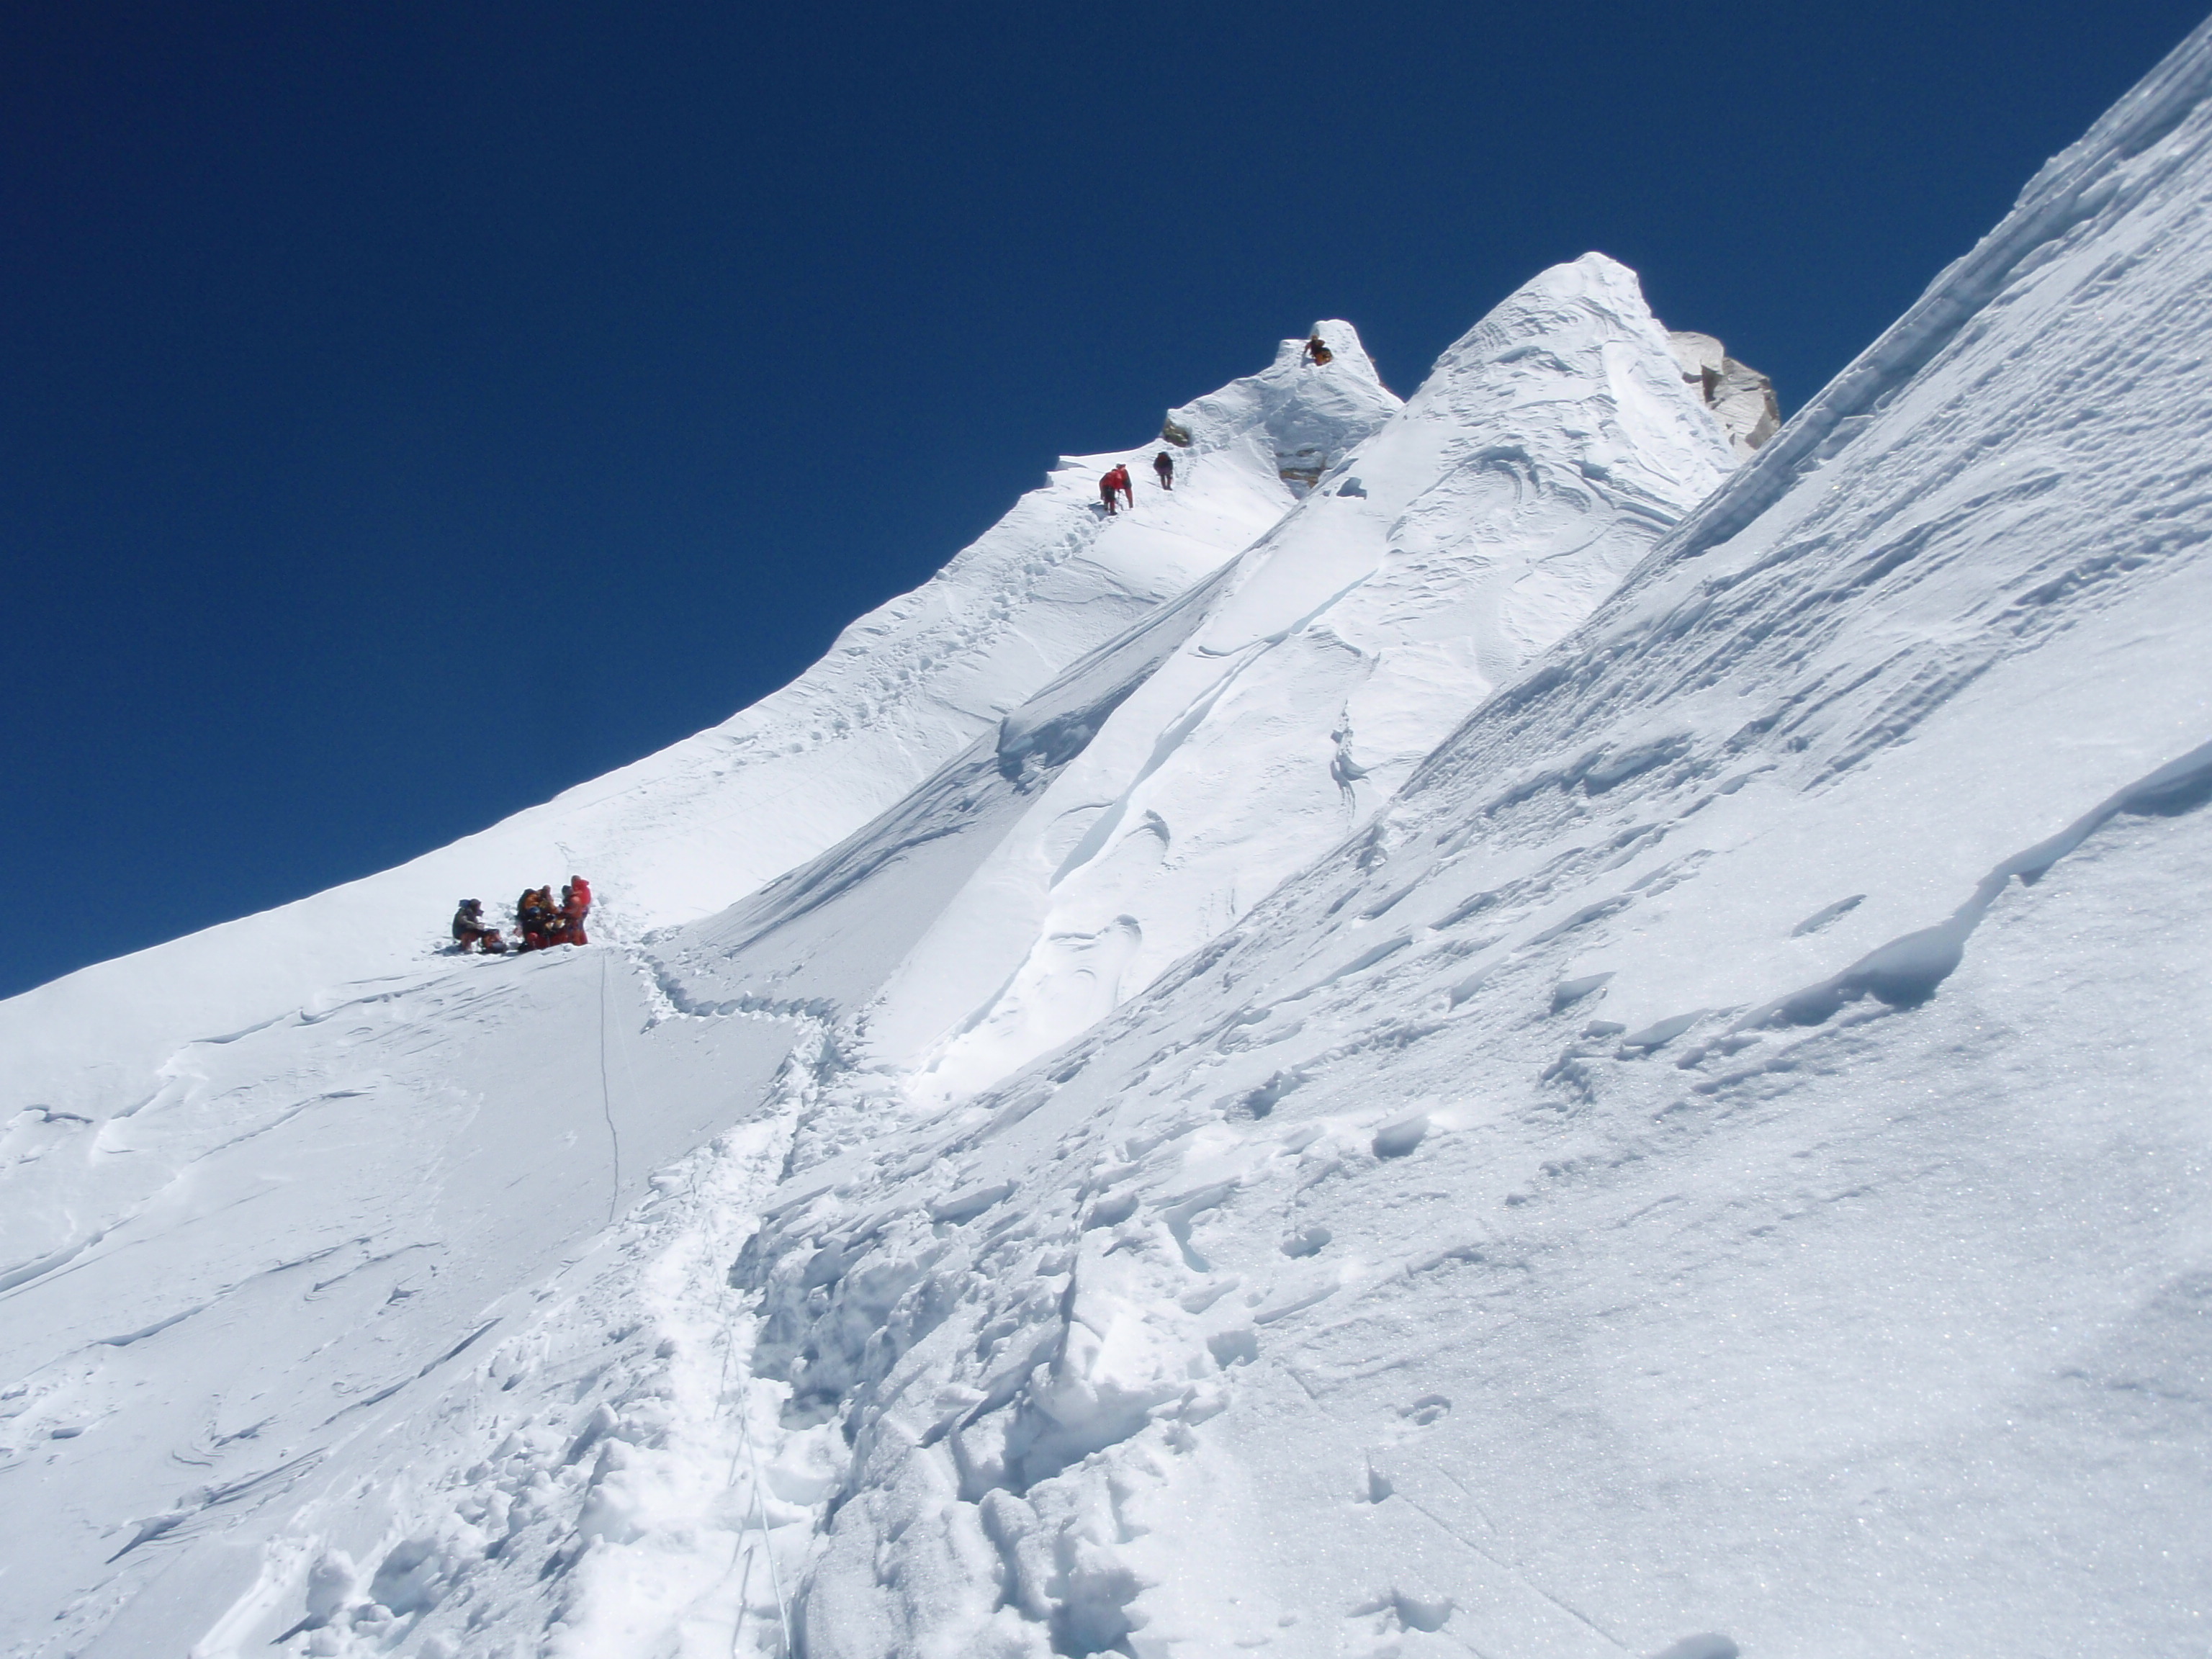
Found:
[1304,332,1333,367]
[1153,451,1174,490]
[1099,463,1134,514]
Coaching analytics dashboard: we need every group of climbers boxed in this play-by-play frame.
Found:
[1097,452,1177,515]
[449,877,591,956]
[1095,338,1331,518]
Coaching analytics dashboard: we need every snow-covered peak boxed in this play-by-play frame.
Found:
[859,252,1734,1102]
[17,18,2212,1647]
[1159,318,1398,493]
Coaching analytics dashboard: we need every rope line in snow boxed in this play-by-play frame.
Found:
[715,1318,794,1658]
[595,949,621,1226]
[739,1406,793,1657]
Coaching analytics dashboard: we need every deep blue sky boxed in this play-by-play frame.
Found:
[5,1,2205,998]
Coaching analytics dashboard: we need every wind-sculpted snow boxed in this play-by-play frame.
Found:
[648,556,1252,1022]
[12,19,2212,1657]
[678,19,2212,1659]
[0,327,1392,1128]
[1159,320,1395,492]
[862,254,1735,1105]
[0,332,1396,1658]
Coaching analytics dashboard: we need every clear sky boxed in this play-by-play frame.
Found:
[5,0,2206,999]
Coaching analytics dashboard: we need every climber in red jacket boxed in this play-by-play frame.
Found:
[560,876,592,946]
[1101,465,1135,515]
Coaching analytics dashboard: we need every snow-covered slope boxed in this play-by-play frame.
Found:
[0,272,1714,1659]
[0,328,1396,1125]
[711,25,2212,1657]
[856,254,1735,1104]
[10,15,2212,1658]
[0,328,1400,1659]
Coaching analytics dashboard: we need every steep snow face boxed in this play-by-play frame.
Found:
[15,16,2212,1654]
[865,254,1734,1103]
[714,24,2212,1659]
[0,332,1395,1127]
[0,336,1400,1658]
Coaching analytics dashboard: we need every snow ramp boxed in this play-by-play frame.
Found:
[720,19,2212,1659]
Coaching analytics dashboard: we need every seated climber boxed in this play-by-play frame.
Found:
[451,899,508,955]
[516,886,557,951]
[1303,333,1334,367]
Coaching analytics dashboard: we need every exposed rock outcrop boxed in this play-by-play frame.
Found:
[1667,328,1782,458]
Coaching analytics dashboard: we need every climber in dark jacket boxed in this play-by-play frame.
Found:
[1303,333,1333,367]
[451,899,508,954]
[1153,451,1174,490]
[516,887,556,951]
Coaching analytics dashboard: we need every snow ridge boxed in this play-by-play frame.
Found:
[0,328,1393,1128]
[859,253,1734,1105]
[670,22,2212,1659]
[0,330,1398,1659]
[1642,9,2212,591]
[10,19,2212,1658]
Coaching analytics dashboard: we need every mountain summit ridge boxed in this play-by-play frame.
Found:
[0,328,1396,1124]
[6,17,2212,1653]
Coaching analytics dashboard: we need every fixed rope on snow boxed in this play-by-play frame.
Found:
[715,1317,793,1657]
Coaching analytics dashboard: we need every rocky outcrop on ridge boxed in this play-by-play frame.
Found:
[1667,327,1783,457]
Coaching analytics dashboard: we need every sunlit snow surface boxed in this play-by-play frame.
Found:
[0,324,1396,1125]
[9,18,2212,1658]
[0,325,1400,1658]
[855,253,1733,1103]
